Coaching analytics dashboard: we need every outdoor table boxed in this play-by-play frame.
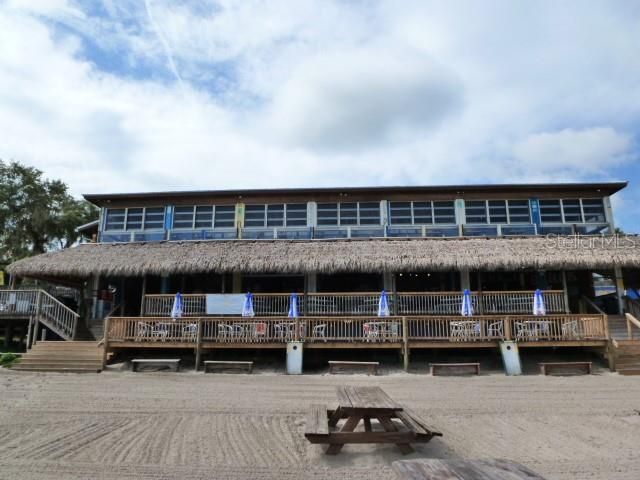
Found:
[391,458,547,480]
[305,386,442,455]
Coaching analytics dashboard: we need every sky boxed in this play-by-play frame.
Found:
[0,0,639,231]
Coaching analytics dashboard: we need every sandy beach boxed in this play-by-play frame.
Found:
[0,369,639,480]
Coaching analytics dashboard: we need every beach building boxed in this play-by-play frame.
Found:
[3,181,640,373]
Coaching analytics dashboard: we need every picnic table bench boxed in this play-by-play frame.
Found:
[539,361,592,376]
[392,458,547,479]
[131,359,180,372]
[305,386,442,455]
[430,363,480,376]
[328,361,379,375]
[204,360,253,374]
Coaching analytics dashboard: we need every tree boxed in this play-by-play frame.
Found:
[0,160,98,265]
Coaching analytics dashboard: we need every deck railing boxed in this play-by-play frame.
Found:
[142,290,567,317]
[106,313,606,345]
[0,289,79,340]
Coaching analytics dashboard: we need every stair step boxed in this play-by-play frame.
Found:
[15,361,103,368]
[618,369,640,376]
[11,366,101,373]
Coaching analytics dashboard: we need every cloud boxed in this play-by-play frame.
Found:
[0,1,639,231]
[266,48,464,151]
[512,127,633,175]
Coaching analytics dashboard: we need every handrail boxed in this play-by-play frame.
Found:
[625,313,640,340]
[0,289,79,340]
[580,295,606,315]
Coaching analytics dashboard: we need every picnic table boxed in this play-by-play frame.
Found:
[392,458,547,480]
[305,386,442,455]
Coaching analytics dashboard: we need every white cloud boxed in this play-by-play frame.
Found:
[512,127,633,176]
[0,1,639,229]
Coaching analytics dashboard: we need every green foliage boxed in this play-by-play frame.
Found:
[0,352,19,366]
[0,160,98,265]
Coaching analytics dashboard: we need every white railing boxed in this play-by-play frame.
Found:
[142,290,567,317]
[0,289,79,340]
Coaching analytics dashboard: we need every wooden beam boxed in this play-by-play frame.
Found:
[402,316,409,371]
[194,319,203,371]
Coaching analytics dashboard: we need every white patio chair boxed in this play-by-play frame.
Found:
[487,321,504,338]
[182,323,197,341]
[217,323,233,339]
[135,321,153,341]
[514,321,533,340]
[312,324,327,342]
[561,320,579,339]
[152,323,170,341]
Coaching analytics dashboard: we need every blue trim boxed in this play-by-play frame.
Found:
[165,206,173,230]
[530,198,541,226]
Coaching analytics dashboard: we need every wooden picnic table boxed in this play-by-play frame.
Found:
[392,458,547,480]
[305,386,442,455]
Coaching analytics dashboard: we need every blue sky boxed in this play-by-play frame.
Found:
[0,0,639,231]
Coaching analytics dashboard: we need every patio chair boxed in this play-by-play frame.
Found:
[152,323,170,341]
[561,320,579,339]
[182,323,197,340]
[312,324,327,342]
[254,322,267,337]
[514,321,534,340]
[275,323,293,339]
[363,323,379,341]
[217,323,234,339]
[135,321,153,341]
[487,321,504,338]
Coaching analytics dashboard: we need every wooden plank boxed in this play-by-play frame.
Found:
[337,386,402,412]
[430,363,480,376]
[392,458,547,480]
[204,361,253,374]
[325,413,362,455]
[305,405,329,436]
[539,362,592,376]
[396,408,443,439]
[376,415,413,455]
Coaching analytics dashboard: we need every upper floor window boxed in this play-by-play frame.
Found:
[104,207,165,231]
[540,198,606,224]
[317,202,381,226]
[465,200,532,224]
[173,205,235,229]
[389,201,456,225]
[244,203,307,228]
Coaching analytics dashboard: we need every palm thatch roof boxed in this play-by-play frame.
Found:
[7,236,640,280]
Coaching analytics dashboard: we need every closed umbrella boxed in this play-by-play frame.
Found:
[171,292,183,320]
[460,289,474,317]
[242,292,255,317]
[378,290,390,317]
[533,289,546,316]
[288,293,299,318]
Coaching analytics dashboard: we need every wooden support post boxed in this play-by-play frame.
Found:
[614,266,625,315]
[32,319,39,346]
[4,320,12,349]
[26,317,33,350]
[194,318,203,371]
[561,271,570,314]
[402,316,409,372]
[504,316,512,341]
[232,273,242,293]
[139,275,147,316]
[102,316,110,369]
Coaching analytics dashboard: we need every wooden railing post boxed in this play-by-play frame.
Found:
[194,318,203,371]
[402,316,409,371]
[504,316,512,341]
[102,316,110,369]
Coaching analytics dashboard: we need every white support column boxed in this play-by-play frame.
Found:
[383,272,395,291]
[561,271,571,314]
[307,201,317,227]
[603,196,616,232]
[614,266,625,314]
[460,269,471,291]
[305,273,317,293]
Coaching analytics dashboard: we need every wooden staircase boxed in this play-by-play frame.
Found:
[609,308,640,375]
[11,341,103,373]
[612,340,640,375]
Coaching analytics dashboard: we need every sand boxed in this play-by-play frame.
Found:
[0,369,639,480]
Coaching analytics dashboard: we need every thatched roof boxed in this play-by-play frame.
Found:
[7,236,640,279]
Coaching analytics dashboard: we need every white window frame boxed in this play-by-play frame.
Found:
[104,207,165,232]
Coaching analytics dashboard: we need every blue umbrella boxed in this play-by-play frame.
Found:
[533,289,546,316]
[288,293,299,318]
[171,292,183,320]
[460,289,474,316]
[378,290,390,317]
[242,292,255,317]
